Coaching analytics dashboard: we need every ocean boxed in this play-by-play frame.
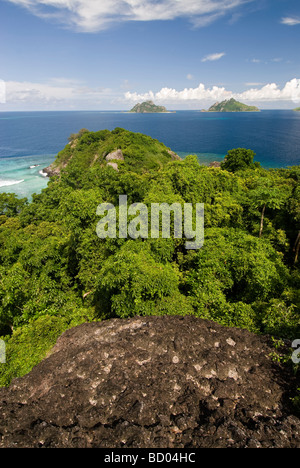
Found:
[0,110,300,199]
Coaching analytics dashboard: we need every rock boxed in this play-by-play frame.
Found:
[107,162,119,172]
[105,149,124,171]
[42,165,60,178]
[0,316,299,448]
[105,149,124,162]
[209,161,222,168]
[167,150,182,161]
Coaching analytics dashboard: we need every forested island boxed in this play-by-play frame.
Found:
[129,100,170,113]
[208,98,260,112]
[0,128,299,423]
[294,107,300,112]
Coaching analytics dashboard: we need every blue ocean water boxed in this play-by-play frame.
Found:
[0,110,299,199]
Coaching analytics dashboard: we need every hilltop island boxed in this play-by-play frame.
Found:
[129,100,172,113]
[208,98,260,112]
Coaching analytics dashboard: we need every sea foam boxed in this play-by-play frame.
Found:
[0,179,24,188]
[39,170,48,178]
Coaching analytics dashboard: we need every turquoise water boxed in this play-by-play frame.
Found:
[0,110,299,199]
[0,154,55,198]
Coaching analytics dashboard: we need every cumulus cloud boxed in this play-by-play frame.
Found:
[125,84,232,103]
[281,17,300,26]
[236,79,300,103]
[125,79,300,104]
[6,0,253,32]
[202,52,226,62]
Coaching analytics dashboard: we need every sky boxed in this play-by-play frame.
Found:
[0,0,300,110]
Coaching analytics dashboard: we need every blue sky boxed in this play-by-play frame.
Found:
[1,0,300,110]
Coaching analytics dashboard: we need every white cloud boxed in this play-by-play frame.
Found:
[186,74,194,80]
[202,52,226,62]
[2,79,114,109]
[3,78,300,110]
[237,79,300,103]
[281,17,300,26]
[0,80,6,104]
[125,83,232,103]
[6,0,253,32]
[125,79,300,104]
[245,82,264,86]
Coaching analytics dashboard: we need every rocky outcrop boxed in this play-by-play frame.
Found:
[105,149,124,162]
[167,150,182,161]
[105,149,124,171]
[42,165,60,178]
[209,161,222,168]
[0,316,299,448]
[107,162,119,171]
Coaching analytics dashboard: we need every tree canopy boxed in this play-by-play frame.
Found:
[0,129,299,387]
[221,148,260,172]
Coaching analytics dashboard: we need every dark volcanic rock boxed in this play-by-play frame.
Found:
[42,165,60,178]
[0,316,299,448]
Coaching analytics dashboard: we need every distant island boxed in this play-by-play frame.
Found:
[129,101,171,113]
[208,98,260,112]
[294,107,300,111]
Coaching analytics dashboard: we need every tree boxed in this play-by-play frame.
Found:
[289,184,300,263]
[221,148,259,172]
[248,177,287,238]
[183,227,290,331]
[0,193,27,217]
[94,241,184,319]
[68,128,89,143]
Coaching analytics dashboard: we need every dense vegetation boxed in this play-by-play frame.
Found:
[129,101,169,113]
[208,98,260,112]
[0,128,299,391]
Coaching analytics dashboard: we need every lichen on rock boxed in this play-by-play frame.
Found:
[0,316,299,448]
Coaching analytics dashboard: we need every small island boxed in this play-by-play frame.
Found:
[208,98,260,112]
[129,100,170,113]
[294,107,300,112]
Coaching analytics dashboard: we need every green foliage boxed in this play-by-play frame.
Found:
[182,228,290,332]
[52,128,174,186]
[68,128,89,143]
[0,193,27,218]
[95,241,182,318]
[259,300,300,338]
[0,127,299,386]
[0,311,94,387]
[221,148,259,172]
